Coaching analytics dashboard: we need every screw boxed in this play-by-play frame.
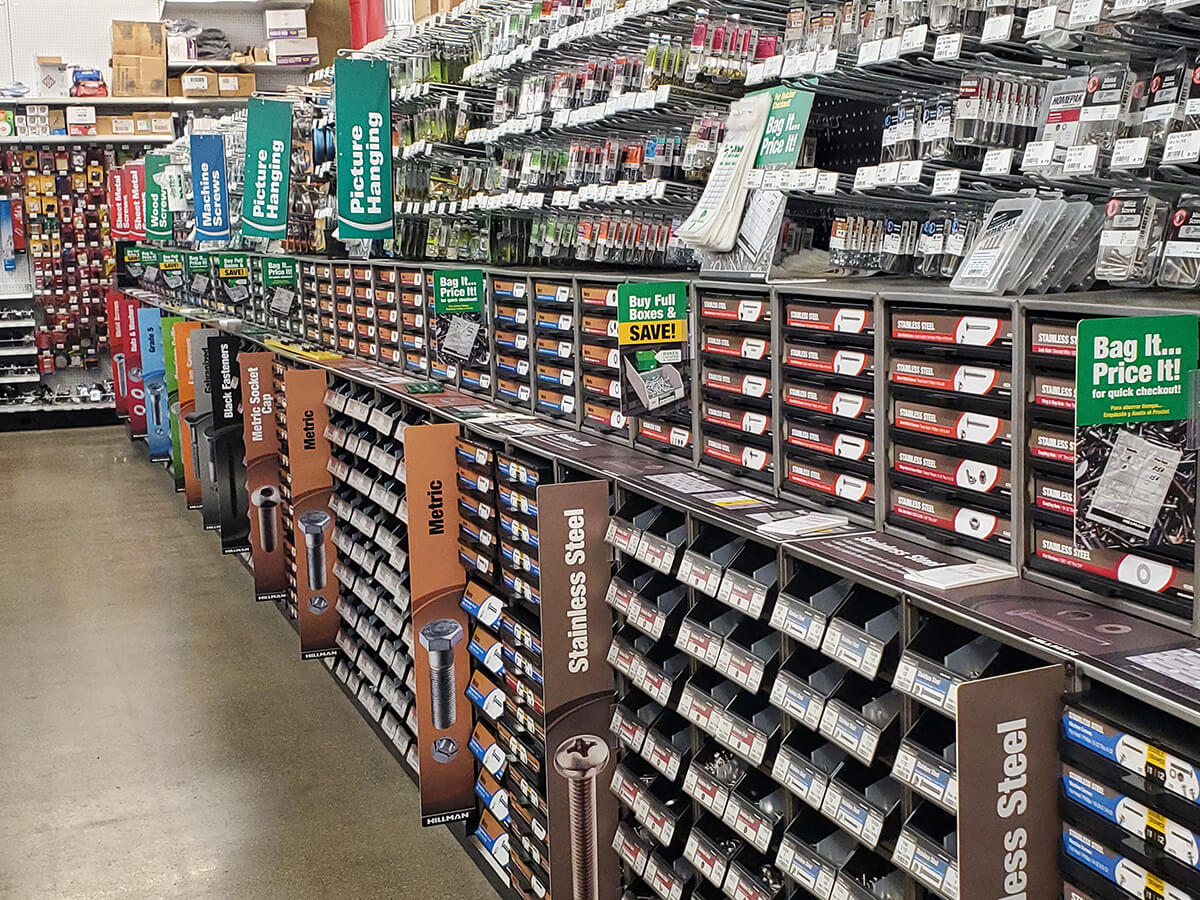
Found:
[250,485,281,553]
[202,423,218,484]
[113,353,127,396]
[419,619,464,729]
[431,736,458,763]
[553,734,611,900]
[298,509,333,590]
[183,410,212,481]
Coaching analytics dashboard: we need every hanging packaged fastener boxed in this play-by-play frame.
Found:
[1094,189,1167,287]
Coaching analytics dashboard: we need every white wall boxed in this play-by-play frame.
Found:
[3,0,158,90]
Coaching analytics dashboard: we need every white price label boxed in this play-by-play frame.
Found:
[795,167,820,190]
[931,168,961,195]
[933,32,963,60]
[898,160,924,184]
[981,12,1013,42]
[1164,130,1200,163]
[1062,142,1099,175]
[981,147,1014,175]
[901,24,928,52]
[1068,0,1102,26]
[815,47,839,72]
[880,36,902,61]
[745,169,766,189]
[857,39,882,66]
[1111,136,1150,169]
[1024,3,1057,35]
[1021,139,1056,170]
[875,160,900,185]
[815,171,839,195]
[853,165,878,191]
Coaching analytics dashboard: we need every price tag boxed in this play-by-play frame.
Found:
[1068,0,1102,25]
[981,12,1013,42]
[761,169,787,191]
[857,39,882,66]
[875,160,900,185]
[853,165,878,191]
[815,47,838,72]
[1021,139,1056,170]
[815,171,839,195]
[933,32,962,60]
[982,147,1014,175]
[1024,3,1057,35]
[781,53,807,78]
[900,24,928,53]
[763,55,783,79]
[1113,0,1149,10]
[880,35,902,61]
[745,169,765,189]
[793,167,820,190]
[1111,136,1150,169]
[1164,130,1200,163]
[897,159,924,184]
[1062,142,1099,175]
[931,168,961,195]
[746,61,767,85]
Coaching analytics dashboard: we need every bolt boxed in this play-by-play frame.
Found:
[203,424,218,484]
[419,619,464,729]
[308,595,328,614]
[250,485,282,553]
[298,509,333,590]
[553,734,611,900]
[146,381,167,433]
[431,736,458,763]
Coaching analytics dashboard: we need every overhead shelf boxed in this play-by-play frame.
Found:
[0,95,249,108]
[160,0,312,10]
[166,60,308,72]
[0,373,41,384]
[0,400,116,414]
[0,346,37,357]
[0,319,36,329]
[0,135,174,145]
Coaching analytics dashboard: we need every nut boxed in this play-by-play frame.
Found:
[432,737,458,763]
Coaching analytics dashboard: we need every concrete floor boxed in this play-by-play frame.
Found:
[0,426,500,900]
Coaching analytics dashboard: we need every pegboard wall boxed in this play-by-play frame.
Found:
[3,0,159,90]
[811,94,886,173]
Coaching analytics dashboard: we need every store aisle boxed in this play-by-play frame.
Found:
[0,427,499,900]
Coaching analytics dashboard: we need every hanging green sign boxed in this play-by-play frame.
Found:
[617,281,688,345]
[1076,316,1198,425]
[755,85,815,168]
[335,57,394,239]
[432,269,484,314]
[263,257,298,286]
[185,252,210,274]
[158,251,183,272]
[241,98,293,238]
[144,154,173,241]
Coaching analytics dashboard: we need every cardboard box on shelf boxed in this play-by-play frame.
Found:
[413,0,435,20]
[111,21,167,97]
[34,57,71,97]
[267,38,319,66]
[217,72,256,97]
[179,69,220,97]
[110,115,137,135]
[264,8,308,39]
[66,105,97,135]
[133,111,174,134]
[0,111,13,137]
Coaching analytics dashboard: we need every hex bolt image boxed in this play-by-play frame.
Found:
[554,734,612,900]
[419,619,464,730]
[250,485,282,552]
[431,736,458,763]
[113,353,127,396]
[298,509,333,590]
[146,381,167,433]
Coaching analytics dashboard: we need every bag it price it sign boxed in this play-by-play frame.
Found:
[1074,314,1199,555]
